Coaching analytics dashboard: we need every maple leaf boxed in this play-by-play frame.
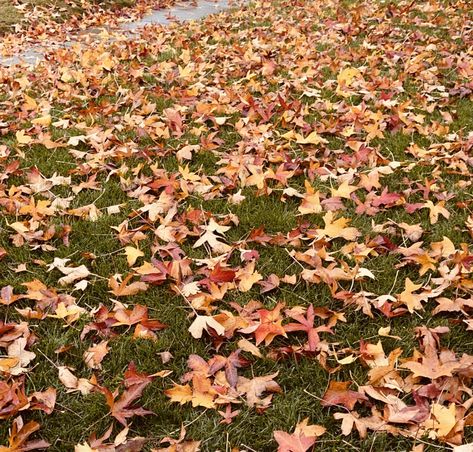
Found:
[0,417,49,451]
[298,181,322,215]
[433,297,473,316]
[236,261,263,292]
[396,222,424,241]
[110,384,154,426]
[0,380,29,420]
[333,412,369,438]
[431,237,457,262]
[108,274,148,297]
[28,388,56,415]
[422,200,450,224]
[274,418,325,452]
[112,304,163,329]
[124,246,144,267]
[46,258,90,286]
[77,423,146,452]
[397,278,425,313]
[19,198,56,220]
[401,345,459,380]
[218,404,241,425]
[83,340,109,369]
[48,302,86,324]
[331,180,358,199]
[157,425,201,452]
[193,219,232,254]
[321,381,368,410]
[259,273,280,294]
[165,369,217,409]
[209,263,236,283]
[372,188,402,207]
[208,350,250,388]
[15,130,33,145]
[336,66,362,95]
[0,286,22,306]
[98,372,153,426]
[295,130,328,145]
[6,337,36,376]
[242,302,287,346]
[236,372,281,409]
[188,315,225,339]
[427,403,457,438]
[237,338,262,358]
[58,367,95,395]
[411,252,437,276]
[165,384,193,405]
[317,212,360,241]
[284,304,332,351]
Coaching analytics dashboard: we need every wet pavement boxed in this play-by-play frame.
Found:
[1,0,233,67]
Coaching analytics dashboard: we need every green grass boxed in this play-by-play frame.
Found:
[0,0,21,33]
[1,0,473,450]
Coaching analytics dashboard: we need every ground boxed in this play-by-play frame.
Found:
[0,0,187,37]
[0,0,137,33]
[0,0,473,451]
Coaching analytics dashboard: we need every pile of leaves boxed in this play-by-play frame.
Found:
[0,0,473,449]
[0,0,193,57]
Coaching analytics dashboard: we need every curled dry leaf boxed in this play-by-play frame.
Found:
[83,341,110,370]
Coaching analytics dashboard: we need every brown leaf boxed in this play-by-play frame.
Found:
[0,417,49,451]
[109,274,148,297]
[321,381,368,410]
[83,341,109,369]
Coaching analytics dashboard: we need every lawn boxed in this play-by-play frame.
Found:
[1,0,473,450]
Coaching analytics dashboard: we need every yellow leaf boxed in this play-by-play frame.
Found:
[16,130,33,145]
[108,274,148,297]
[294,418,326,438]
[48,302,85,322]
[296,130,328,145]
[429,403,456,438]
[317,212,360,241]
[281,130,296,140]
[378,326,401,340]
[31,115,51,126]
[23,94,38,110]
[179,165,200,182]
[423,200,450,224]
[331,180,358,199]
[238,271,262,292]
[336,67,362,95]
[0,357,20,373]
[179,64,193,78]
[165,383,193,404]
[100,53,115,71]
[398,278,424,313]
[236,261,262,292]
[298,181,322,215]
[124,246,144,267]
[75,443,98,452]
[61,70,74,83]
[180,48,191,64]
